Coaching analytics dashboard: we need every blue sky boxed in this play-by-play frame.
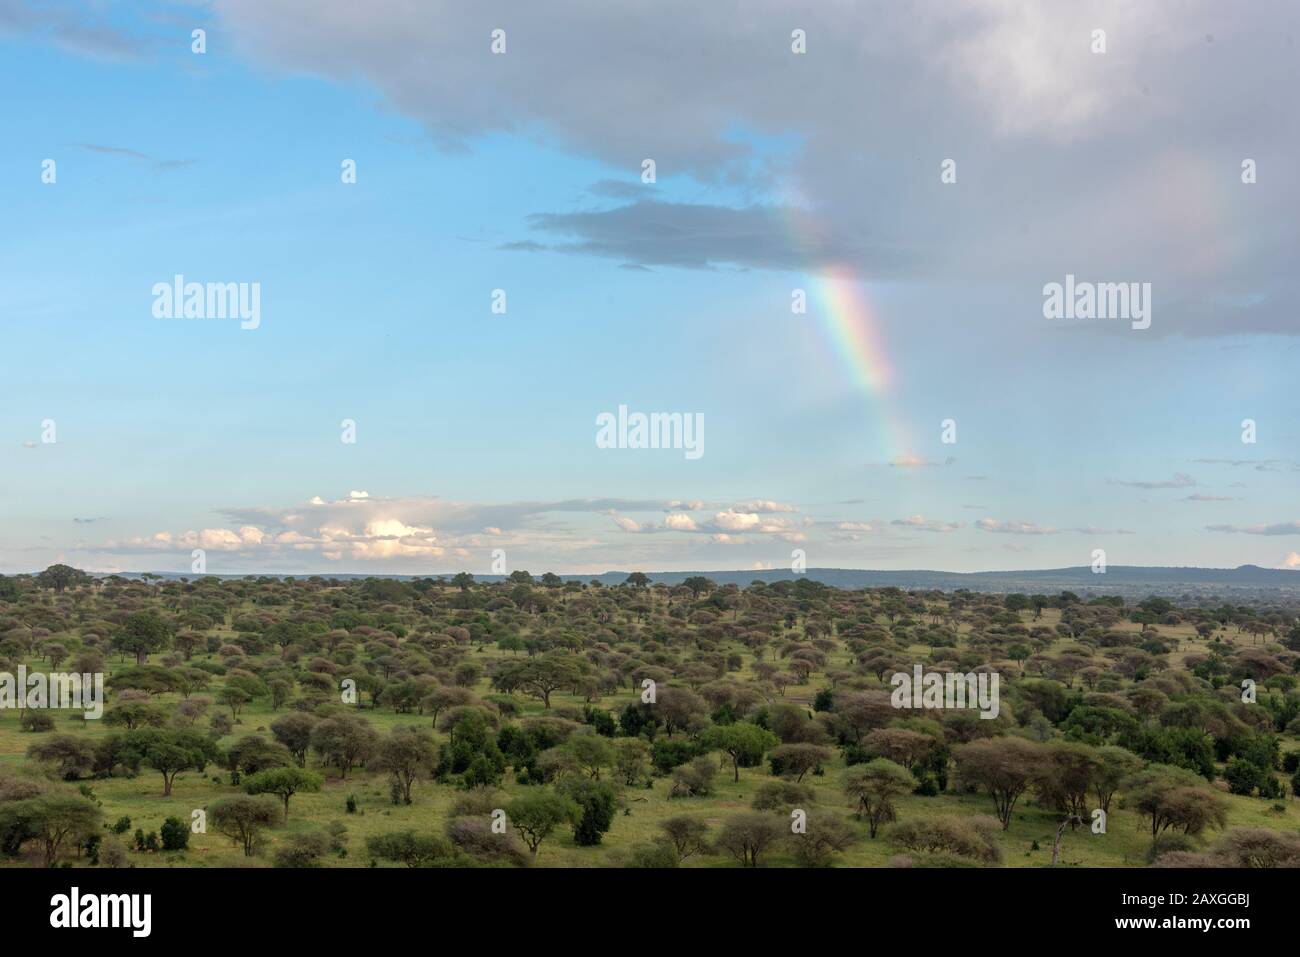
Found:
[2,0,1297,576]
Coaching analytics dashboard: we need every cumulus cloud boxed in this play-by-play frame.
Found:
[119,525,267,552]
[87,489,826,572]
[712,511,762,532]
[611,514,643,533]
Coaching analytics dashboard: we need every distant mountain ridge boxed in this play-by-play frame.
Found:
[578,564,1300,589]
[108,564,1300,597]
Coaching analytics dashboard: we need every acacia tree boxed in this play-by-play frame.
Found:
[613,738,651,786]
[497,655,583,709]
[655,687,708,736]
[367,831,456,867]
[112,610,172,665]
[659,817,711,863]
[373,726,437,804]
[1092,746,1144,814]
[1124,764,1229,843]
[954,737,1043,829]
[790,810,857,867]
[422,686,475,725]
[225,735,292,777]
[843,759,916,837]
[1032,741,1099,821]
[244,767,323,821]
[505,790,579,857]
[36,564,86,594]
[715,812,785,867]
[310,715,379,778]
[217,686,252,722]
[123,729,221,796]
[769,743,833,783]
[863,728,935,774]
[209,795,280,857]
[26,735,97,781]
[567,733,615,781]
[0,795,100,866]
[271,712,319,767]
[103,701,168,731]
[702,722,779,782]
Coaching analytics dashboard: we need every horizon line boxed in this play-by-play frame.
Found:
[15,562,1296,579]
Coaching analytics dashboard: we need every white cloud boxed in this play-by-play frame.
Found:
[891,515,961,533]
[976,518,1058,535]
[1208,521,1300,536]
[731,499,797,513]
[612,515,643,533]
[713,510,761,532]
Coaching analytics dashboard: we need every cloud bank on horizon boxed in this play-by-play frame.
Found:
[1,0,1297,575]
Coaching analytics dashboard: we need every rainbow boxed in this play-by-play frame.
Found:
[804,262,913,463]
[778,194,914,462]
[808,264,894,394]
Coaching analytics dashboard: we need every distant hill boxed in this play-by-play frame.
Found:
[578,564,1300,591]
[112,564,1300,599]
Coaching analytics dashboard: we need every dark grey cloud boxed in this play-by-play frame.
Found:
[79,143,149,160]
[0,0,147,61]
[207,0,1300,336]
[522,200,898,272]
[79,143,195,173]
